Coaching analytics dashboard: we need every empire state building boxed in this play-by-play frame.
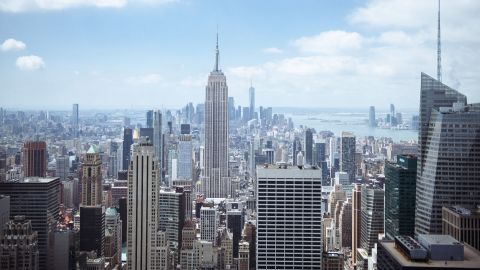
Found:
[202,34,230,198]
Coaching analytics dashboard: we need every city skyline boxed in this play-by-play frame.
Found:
[1,0,480,109]
[0,1,479,269]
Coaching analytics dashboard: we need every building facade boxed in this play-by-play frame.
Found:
[0,216,39,270]
[81,145,102,206]
[360,185,384,255]
[384,155,417,239]
[23,141,47,177]
[340,132,356,183]
[122,128,133,171]
[415,73,480,235]
[203,35,230,198]
[177,134,193,180]
[0,177,60,270]
[442,206,480,251]
[256,166,322,269]
[127,139,163,269]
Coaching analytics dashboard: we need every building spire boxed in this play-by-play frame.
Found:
[214,30,220,72]
[437,0,442,82]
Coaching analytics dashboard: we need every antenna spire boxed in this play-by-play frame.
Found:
[437,0,442,82]
[214,28,220,72]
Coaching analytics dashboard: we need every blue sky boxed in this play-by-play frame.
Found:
[1,0,480,110]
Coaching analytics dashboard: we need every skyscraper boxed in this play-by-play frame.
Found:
[369,106,376,127]
[360,185,384,256]
[0,177,60,270]
[81,145,102,206]
[203,34,229,198]
[313,141,326,166]
[153,110,163,169]
[80,206,105,257]
[351,184,361,266]
[256,166,322,269]
[105,207,122,267]
[226,207,243,258]
[304,128,313,165]
[122,128,133,171]
[0,146,6,182]
[72,103,79,138]
[249,83,255,120]
[23,140,47,177]
[127,138,162,269]
[56,155,69,182]
[385,155,417,240]
[146,110,153,128]
[177,134,193,180]
[339,199,352,249]
[159,188,185,249]
[79,144,105,258]
[340,132,356,183]
[415,73,480,235]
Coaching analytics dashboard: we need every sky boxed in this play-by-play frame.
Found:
[1,0,480,110]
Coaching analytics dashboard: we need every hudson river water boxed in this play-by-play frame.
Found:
[278,108,418,142]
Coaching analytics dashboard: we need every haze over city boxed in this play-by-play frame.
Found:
[1,0,480,109]
[1,1,480,270]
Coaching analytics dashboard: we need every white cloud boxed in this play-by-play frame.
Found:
[1,38,26,51]
[0,0,178,12]
[262,47,283,54]
[180,74,207,87]
[138,0,178,5]
[293,30,363,54]
[220,1,480,108]
[228,66,265,79]
[126,73,162,84]
[275,55,356,76]
[16,55,45,70]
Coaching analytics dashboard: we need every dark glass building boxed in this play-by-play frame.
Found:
[80,206,105,257]
[415,73,480,235]
[384,155,417,240]
[305,128,313,165]
[146,110,153,128]
[0,177,60,270]
[314,142,326,166]
[122,128,133,170]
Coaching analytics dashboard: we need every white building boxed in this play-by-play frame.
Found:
[177,134,193,180]
[127,139,165,269]
[159,188,182,249]
[256,166,322,269]
[200,205,219,243]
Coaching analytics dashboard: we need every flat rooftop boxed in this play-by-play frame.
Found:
[444,205,480,217]
[381,241,480,268]
[20,177,59,183]
[257,165,322,179]
[419,234,461,245]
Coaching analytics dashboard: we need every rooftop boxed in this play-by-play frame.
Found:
[444,205,480,217]
[19,177,59,184]
[105,207,117,216]
[380,241,480,268]
[418,234,461,246]
[87,144,98,154]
